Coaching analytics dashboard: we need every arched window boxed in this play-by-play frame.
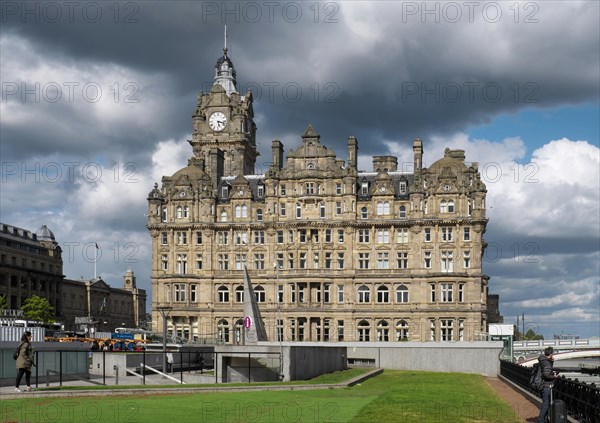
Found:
[376,202,383,216]
[256,209,263,221]
[399,206,406,219]
[217,319,229,343]
[176,206,183,219]
[376,286,389,303]
[361,207,368,219]
[383,202,390,215]
[217,285,229,303]
[447,201,455,213]
[241,205,247,218]
[234,319,244,344]
[235,205,241,218]
[357,320,370,342]
[396,285,409,303]
[358,285,370,303]
[235,285,244,302]
[220,210,228,222]
[377,320,389,341]
[255,286,265,303]
[440,200,447,213]
[396,320,409,341]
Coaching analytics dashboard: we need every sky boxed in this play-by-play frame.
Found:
[1,1,598,339]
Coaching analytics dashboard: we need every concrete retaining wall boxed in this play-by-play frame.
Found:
[287,346,347,381]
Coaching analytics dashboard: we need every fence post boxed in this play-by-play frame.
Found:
[103,350,106,385]
[46,369,50,387]
[180,350,183,384]
[59,351,63,387]
[248,352,251,383]
[115,365,119,385]
[35,350,39,388]
[142,350,145,385]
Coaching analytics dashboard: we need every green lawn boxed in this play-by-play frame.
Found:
[0,370,520,423]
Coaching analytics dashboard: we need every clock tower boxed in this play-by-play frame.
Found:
[189,29,258,178]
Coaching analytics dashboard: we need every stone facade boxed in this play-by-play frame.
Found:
[147,46,490,343]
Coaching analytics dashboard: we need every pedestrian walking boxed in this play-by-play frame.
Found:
[15,331,34,392]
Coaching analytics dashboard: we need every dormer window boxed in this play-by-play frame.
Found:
[257,184,264,198]
[361,182,369,195]
[222,185,229,198]
[399,181,407,194]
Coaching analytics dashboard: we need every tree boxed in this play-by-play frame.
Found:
[514,327,544,341]
[0,294,7,312]
[21,295,55,323]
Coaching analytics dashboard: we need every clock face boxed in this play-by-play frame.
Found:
[209,112,227,131]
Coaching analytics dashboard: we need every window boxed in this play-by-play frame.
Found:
[176,231,188,245]
[459,319,464,341]
[377,202,383,215]
[358,229,370,243]
[220,210,227,222]
[235,231,247,245]
[217,231,229,245]
[254,286,265,302]
[424,228,431,242]
[440,319,453,341]
[196,254,203,270]
[235,254,246,270]
[296,203,302,218]
[218,285,229,302]
[399,181,407,194]
[396,320,409,341]
[277,231,284,244]
[161,254,168,271]
[383,202,390,215]
[298,284,305,303]
[337,252,344,269]
[280,203,286,216]
[361,207,368,219]
[183,206,189,218]
[254,253,265,270]
[338,229,345,243]
[441,227,453,242]
[357,320,370,342]
[441,283,454,302]
[396,228,408,243]
[468,199,473,216]
[440,200,447,213]
[196,232,203,244]
[358,285,370,303]
[254,231,265,244]
[337,320,344,341]
[176,206,183,219]
[336,183,342,194]
[190,284,197,302]
[310,229,319,242]
[287,253,294,269]
[337,285,344,303]
[320,203,326,218]
[441,251,453,272]
[448,201,455,213]
[313,252,319,269]
[217,319,229,343]
[325,252,332,269]
[361,182,369,195]
[221,185,229,198]
[377,252,390,269]
[377,320,389,341]
[276,253,284,269]
[305,182,315,194]
[430,320,436,341]
[277,285,284,303]
[463,251,471,268]
[161,232,168,245]
[430,284,436,302]
[397,252,408,269]
[336,202,342,215]
[217,254,229,270]
[161,206,167,222]
[175,284,186,302]
[458,283,465,303]
[176,254,187,274]
[463,227,470,241]
[299,253,307,269]
[256,209,263,221]
[377,286,389,303]
[325,229,332,243]
[377,229,389,243]
[399,206,406,219]
[280,185,286,196]
[321,284,331,303]
[235,205,247,218]
[288,230,294,243]
[257,184,264,198]
[424,251,432,269]
[358,252,370,269]
[396,285,409,303]
[235,286,244,302]
[299,230,307,243]
[289,284,296,303]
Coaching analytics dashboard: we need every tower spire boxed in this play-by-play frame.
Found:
[224,25,228,56]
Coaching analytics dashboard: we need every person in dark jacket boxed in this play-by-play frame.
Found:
[15,331,34,392]
[537,346,557,423]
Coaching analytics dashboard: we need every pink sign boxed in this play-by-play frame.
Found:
[243,316,252,329]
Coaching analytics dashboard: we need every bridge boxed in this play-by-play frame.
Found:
[513,338,599,353]
[518,349,600,367]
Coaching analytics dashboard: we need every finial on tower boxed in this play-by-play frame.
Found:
[223,25,228,56]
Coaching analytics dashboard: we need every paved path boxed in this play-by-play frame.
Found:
[486,376,541,423]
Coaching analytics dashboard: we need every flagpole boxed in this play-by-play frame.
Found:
[94,242,99,279]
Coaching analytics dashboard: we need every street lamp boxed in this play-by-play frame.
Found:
[157,305,173,375]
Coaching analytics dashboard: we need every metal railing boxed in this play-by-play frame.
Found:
[500,360,600,423]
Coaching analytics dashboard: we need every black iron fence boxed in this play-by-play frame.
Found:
[500,360,600,423]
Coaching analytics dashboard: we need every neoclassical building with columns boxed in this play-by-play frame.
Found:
[147,44,490,343]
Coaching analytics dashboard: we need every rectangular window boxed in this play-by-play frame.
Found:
[377,229,389,243]
[305,182,315,194]
[336,183,342,195]
[325,229,332,243]
[430,320,436,341]
[424,251,432,269]
[235,231,247,245]
[337,285,344,303]
[458,283,465,303]
[218,254,229,270]
[280,185,286,196]
[313,252,319,269]
[430,283,436,302]
[320,203,326,218]
[358,252,370,269]
[289,284,296,303]
[235,254,246,270]
[396,228,408,244]
[175,284,186,302]
[161,255,168,271]
[336,202,342,215]
[337,320,344,341]
[277,231,284,244]
[338,229,344,243]
[190,285,197,302]
[196,231,203,244]
[358,229,370,243]
[441,283,454,302]
[424,228,431,242]
[441,319,454,341]
[299,253,307,269]
[276,253,284,270]
[325,252,332,269]
[463,251,471,268]
[161,232,168,245]
[176,231,188,245]
[278,285,284,303]
[377,252,390,269]
[441,251,453,272]
[310,229,319,242]
[397,252,408,269]
[257,185,264,197]
[254,231,265,244]
[361,182,369,195]
[323,284,331,303]
[337,253,344,269]
[176,254,187,274]
[296,203,302,218]
[287,252,294,269]
[254,253,265,270]
[441,227,453,242]
[463,227,471,241]
[217,231,229,245]
[196,254,203,270]
[288,230,294,243]
[298,285,305,303]
[299,230,307,243]
[280,203,286,216]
